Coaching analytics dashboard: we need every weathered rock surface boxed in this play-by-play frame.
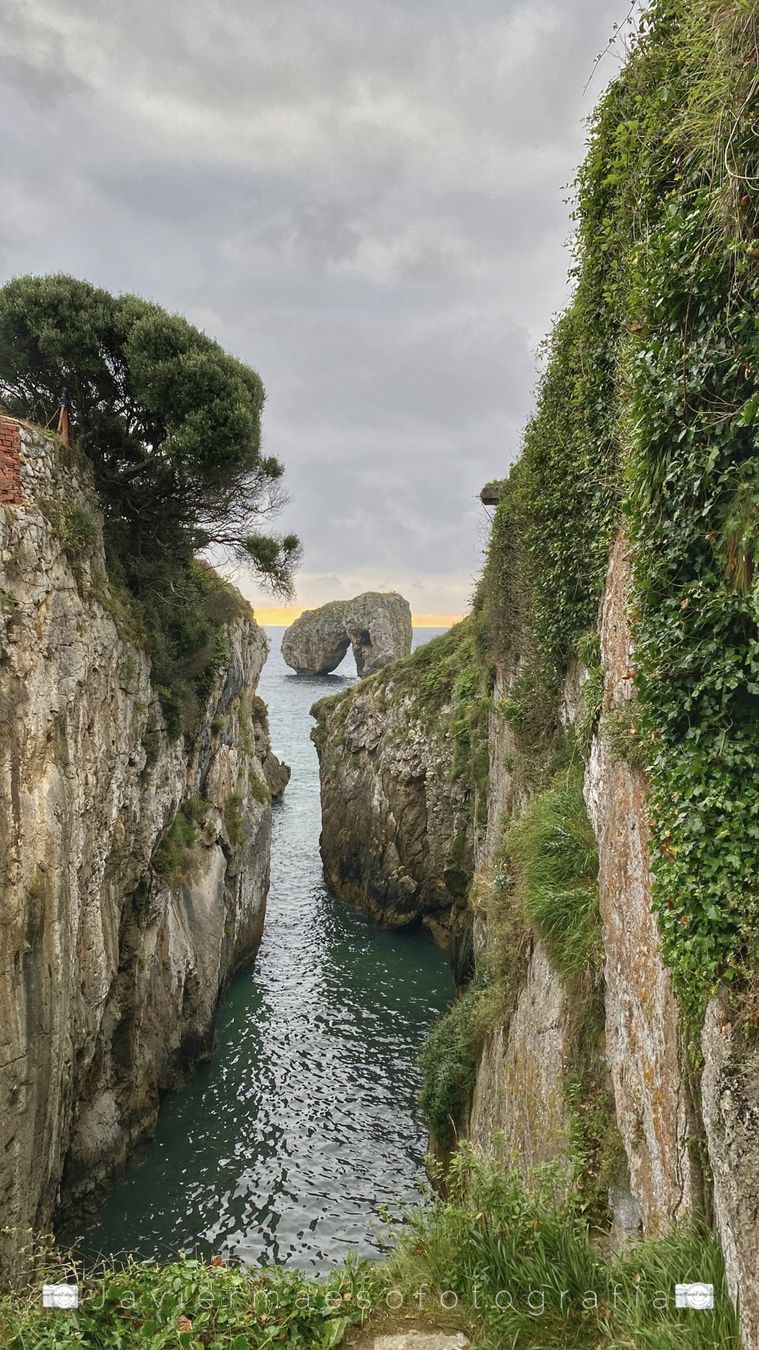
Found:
[345,592,413,676]
[467,941,571,1172]
[282,592,412,676]
[702,998,759,1349]
[584,536,701,1233]
[0,423,287,1280]
[311,675,474,970]
[281,600,350,674]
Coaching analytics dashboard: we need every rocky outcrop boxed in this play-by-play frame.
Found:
[345,592,413,676]
[465,540,702,1230]
[311,673,474,970]
[282,600,351,675]
[282,592,412,677]
[0,421,287,1279]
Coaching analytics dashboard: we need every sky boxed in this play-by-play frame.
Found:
[1,0,636,620]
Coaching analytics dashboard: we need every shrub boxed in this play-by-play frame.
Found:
[0,276,301,741]
[249,770,271,805]
[61,504,98,564]
[0,274,300,590]
[603,700,647,770]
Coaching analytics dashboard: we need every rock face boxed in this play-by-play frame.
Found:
[281,600,350,675]
[312,525,759,1346]
[345,592,413,676]
[0,421,287,1280]
[466,540,701,1227]
[584,537,701,1233]
[702,999,759,1349]
[282,592,412,677]
[311,676,475,970]
[467,942,571,1171]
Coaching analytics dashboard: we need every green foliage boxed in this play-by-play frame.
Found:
[0,1153,739,1350]
[183,795,212,824]
[0,275,300,743]
[418,976,489,1148]
[0,273,299,592]
[224,791,248,846]
[577,662,604,754]
[382,1144,739,1348]
[0,1250,376,1349]
[619,0,759,1020]
[506,771,602,983]
[249,770,272,805]
[474,0,759,1024]
[565,1071,626,1225]
[60,504,98,564]
[152,808,200,884]
[134,559,251,739]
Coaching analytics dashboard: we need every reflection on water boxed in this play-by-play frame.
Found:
[78,628,452,1270]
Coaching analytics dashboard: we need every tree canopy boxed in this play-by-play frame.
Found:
[0,274,300,593]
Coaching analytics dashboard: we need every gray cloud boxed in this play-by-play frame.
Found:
[0,0,634,612]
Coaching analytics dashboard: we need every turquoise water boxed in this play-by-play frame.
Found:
[77,628,452,1271]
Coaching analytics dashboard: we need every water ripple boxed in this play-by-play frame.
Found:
[79,629,452,1271]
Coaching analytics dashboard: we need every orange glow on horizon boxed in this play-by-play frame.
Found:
[252,606,466,629]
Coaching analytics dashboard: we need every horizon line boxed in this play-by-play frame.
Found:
[252,606,467,628]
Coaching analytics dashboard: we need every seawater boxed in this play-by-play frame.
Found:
[78,627,452,1270]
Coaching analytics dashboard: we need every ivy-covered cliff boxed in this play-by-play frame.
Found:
[313,1,759,1343]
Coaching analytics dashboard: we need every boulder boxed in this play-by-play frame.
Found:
[281,592,412,677]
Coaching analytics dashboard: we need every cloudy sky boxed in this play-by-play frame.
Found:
[1,0,633,618]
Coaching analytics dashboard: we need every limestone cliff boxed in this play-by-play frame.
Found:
[313,534,759,1345]
[0,419,287,1278]
[311,624,485,981]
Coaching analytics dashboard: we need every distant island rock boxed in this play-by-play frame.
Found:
[281,592,412,677]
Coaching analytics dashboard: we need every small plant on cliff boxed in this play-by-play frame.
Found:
[418,976,488,1149]
[152,808,200,885]
[506,769,602,983]
[224,791,248,846]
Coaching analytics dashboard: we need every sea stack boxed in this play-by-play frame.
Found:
[282,591,412,676]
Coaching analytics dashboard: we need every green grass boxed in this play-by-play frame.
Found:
[418,976,489,1149]
[506,770,602,983]
[380,1145,740,1349]
[224,791,248,846]
[152,809,200,885]
[249,770,271,805]
[0,1150,739,1347]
